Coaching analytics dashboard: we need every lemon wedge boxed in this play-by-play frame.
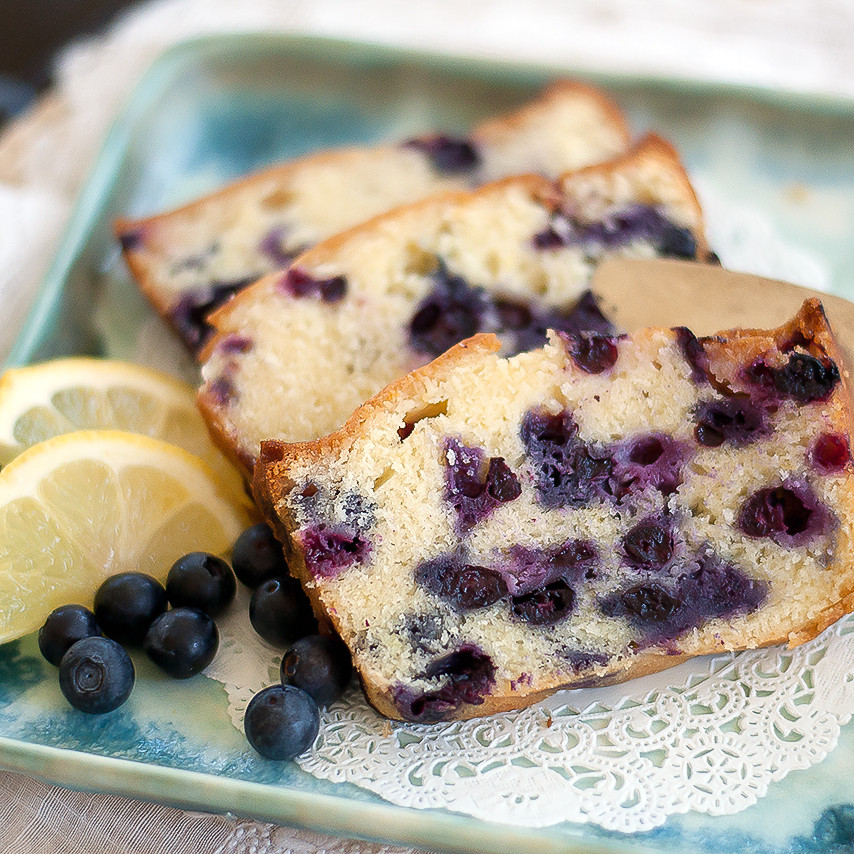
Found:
[0,357,243,496]
[0,430,254,644]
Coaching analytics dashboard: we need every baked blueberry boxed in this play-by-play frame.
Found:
[58,636,134,714]
[409,265,489,357]
[737,483,829,545]
[279,267,348,303]
[298,525,370,579]
[93,572,168,647]
[564,333,620,374]
[280,635,353,706]
[510,579,575,625]
[444,438,521,530]
[622,520,674,569]
[244,684,320,760]
[394,644,495,722]
[39,604,101,666]
[143,607,219,679]
[694,398,767,447]
[811,433,851,473]
[404,135,480,173]
[416,555,508,611]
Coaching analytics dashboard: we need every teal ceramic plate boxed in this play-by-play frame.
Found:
[4,33,854,854]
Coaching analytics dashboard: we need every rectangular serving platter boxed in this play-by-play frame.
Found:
[4,32,854,854]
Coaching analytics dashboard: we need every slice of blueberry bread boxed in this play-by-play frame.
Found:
[252,299,854,723]
[199,134,710,476]
[116,80,630,353]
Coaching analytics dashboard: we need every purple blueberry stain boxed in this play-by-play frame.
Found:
[207,374,238,408]
[736,480,833,547]
[217,333,254,355]
[499,540,598,596]
[403,135,481,174]
[258,225,302,267]
[443,438,520,531]
[601,548,766,646]
[496,290,616,355]
[278,267,347,303]
[297,525,371,579]
[532,204,696,258]
[675,326,710,385]
[118,228,145,252]
[694,397,768,447]
[393,644,495,722]
[520,409,615,509]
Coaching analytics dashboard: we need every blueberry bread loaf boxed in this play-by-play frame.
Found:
[199,134,710,475]
[116,80,630,352]
[253,299,854,722]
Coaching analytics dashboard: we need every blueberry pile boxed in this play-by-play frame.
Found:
[38,523,353,761]
[40,552,234,713]
[234,524,354,761]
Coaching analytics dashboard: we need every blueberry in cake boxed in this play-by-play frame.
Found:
[199,134,711,476]
[116,80,630,353]
[253,299,854,722]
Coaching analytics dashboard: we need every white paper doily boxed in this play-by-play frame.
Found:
[202,185,854,833]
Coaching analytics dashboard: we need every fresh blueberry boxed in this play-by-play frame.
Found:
[243,684,320,760]
[232,523,290,588]
[93,572,168,647]
[143,607,219,679]
[58,636,134,714]
[249,577,318,647]
[166,552,236,617]
[38,604,101,666]
[280,635,353,706]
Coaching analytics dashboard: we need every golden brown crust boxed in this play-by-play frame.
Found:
[473,78,630,150]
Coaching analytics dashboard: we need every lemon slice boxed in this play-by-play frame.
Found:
[0,357,243,495]
[0,430,254,643]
